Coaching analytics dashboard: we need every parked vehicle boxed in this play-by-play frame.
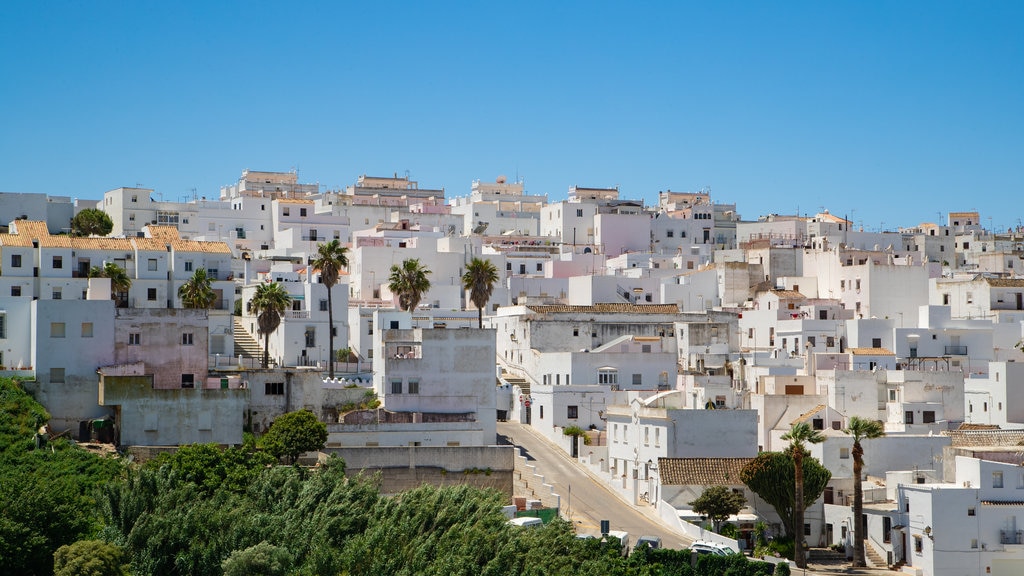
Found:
[635,535,663,550]
[689,540,738,556]
[508,517,543,528]
[607,530,630,555]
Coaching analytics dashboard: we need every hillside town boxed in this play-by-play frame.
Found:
[4,169,1024,576]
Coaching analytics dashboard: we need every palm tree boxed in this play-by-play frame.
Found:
[90,262,132,307]
[311,240,349,378]
[249,282,291,368]
[461,257,499,328]
[844,416,886,567]
[388,258,431,313]
[781,421,826,568]
[178,268,217,309]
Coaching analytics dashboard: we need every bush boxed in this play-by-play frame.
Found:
[774,560,791,575]
[221,541,293,576]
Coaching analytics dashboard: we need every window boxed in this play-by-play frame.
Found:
[11,286,21,297]
[573,327,579,336]
[181,374,194,388]
[131,194,137,202]
[320,299,329,312]
[185,260,193,272]
[391,379,403,394]
[283,207,290,216]
[368,321,373,335]
[872,337,882,348]
[632,373,642,386]
[0,316,4,339]
[265,382,284,395]
[968,507,976,516]
[305,329,315,348]
[666,230,674,238]
[181,333,194,345]
[148,258,157,271]
[923,411,935,424]
[567,405,578,419]
[147,288,157,301]
[576,209,583,217]
[300,208,307,217]
[408,379,419,394]
[539,406,544,419]
[81,322,93,338]
[598,369,618,385]
[655,428,660,446]
[129,333,140,345]
[536,263,542,272]
[309,228,317,240]
[840,447,849,459]
[53,255,63,269]
[50,367,65,383]
[642,344,651,353]
[914,536,922,554]
[52,288,62,300]
[50,322,65,338]
[612,424,618,443]
[11,254,21,267]
[804,524,811,536]
[994,471,1004,488]
[905,411,914,424]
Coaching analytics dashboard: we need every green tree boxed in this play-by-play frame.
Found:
[388,258,431,313]
[53,540,127,576]
[249,282,291,368]
[462,257,499,328]
[688,485,746,533]
[90,262,132,307]
[780,423,827,568]
[259,409,327,464]
[70,208,113,237]
[740,451,831,541]
[844,416,886,567]
[145,443,276,495]
[221,541,293,576]
[311,240,349,378]
[178,268,217,309]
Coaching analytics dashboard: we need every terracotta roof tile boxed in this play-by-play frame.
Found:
[132,238,170,251]
[658,457,754,486]
[170,239,233,254]
[145,226,181,241]
[277,198,315,204]
[525,304,679,314]
[986,278,1024,288]
[9,220,50,238]
[849,347,895,355]
[0,233,33,247]
[770,289,806,299]
[791,404,827,425]
[947,429,1024,447]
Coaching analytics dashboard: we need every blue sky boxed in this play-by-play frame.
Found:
[2,1,1022,231]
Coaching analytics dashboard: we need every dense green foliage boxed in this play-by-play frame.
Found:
[178,268,218,309]
[258,409,328,464]
[688,485,746,532]
[249,281,291,367]
[53,539,128,576]
[462,257,499,328]
[0,378,123,576]
[740,451,831,538]
[70,208,113,237]
[388,257,432,312]
[144,442,277,494]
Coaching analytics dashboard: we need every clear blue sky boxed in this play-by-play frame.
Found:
[2,1,1022,231]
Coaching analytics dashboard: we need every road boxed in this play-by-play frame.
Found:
[498,421,692,550]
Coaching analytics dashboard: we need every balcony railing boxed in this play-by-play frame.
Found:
[1001,530,1023,545]
[285,310,310,319]
[944,345,968,355]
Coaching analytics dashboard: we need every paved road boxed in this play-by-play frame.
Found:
[498,421,691,550]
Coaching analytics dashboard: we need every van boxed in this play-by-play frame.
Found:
[635,535,663,550]
[607,530,630,555]
[508,517,543,529]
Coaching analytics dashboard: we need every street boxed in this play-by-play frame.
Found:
[498,421,692,550]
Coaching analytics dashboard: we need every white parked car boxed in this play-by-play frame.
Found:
[689,540,738,556]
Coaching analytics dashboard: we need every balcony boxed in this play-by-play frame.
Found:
[1001,530,1023,545]
[944,345,968,355]
[285,310,310,319]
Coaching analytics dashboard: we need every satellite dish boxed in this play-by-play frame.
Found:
[471,222,489,235]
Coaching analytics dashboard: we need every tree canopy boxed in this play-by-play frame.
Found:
[740,450,831,538]
[688,485,746,533]
[178,268,217,309]
[89,262,131,307]
[388,258,431,312]
[462,257,499,328]
[70,208,113,237]
[259,409,328,464]
[249,282,291,367]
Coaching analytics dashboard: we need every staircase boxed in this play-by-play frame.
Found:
[864,539,886,568]
[233,317,264,360]
[807,548,847,566]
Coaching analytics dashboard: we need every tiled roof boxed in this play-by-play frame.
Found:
[146,226,181,241]
[9,220,50,238]
[0,233,33,247]
[791,404,827,425]
[170,239,233,254]
[277,198,314,204]
[658,457,754,486]
[68,237,134,251]
[849,347,895,355]
[986,278,1024,288]
[947,429,1024,447]
[525,304,679,314]
[771,289,806,299]
[132,238,170,251]
[957,423,1001,431]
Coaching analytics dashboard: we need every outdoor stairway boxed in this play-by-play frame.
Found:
[807,548,846,566]
[864,540,886,568]
[233,317,264,360]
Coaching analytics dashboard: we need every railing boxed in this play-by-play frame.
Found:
[944,345,968,355]
[285,310,310,319]
[1001,530,1023,545]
